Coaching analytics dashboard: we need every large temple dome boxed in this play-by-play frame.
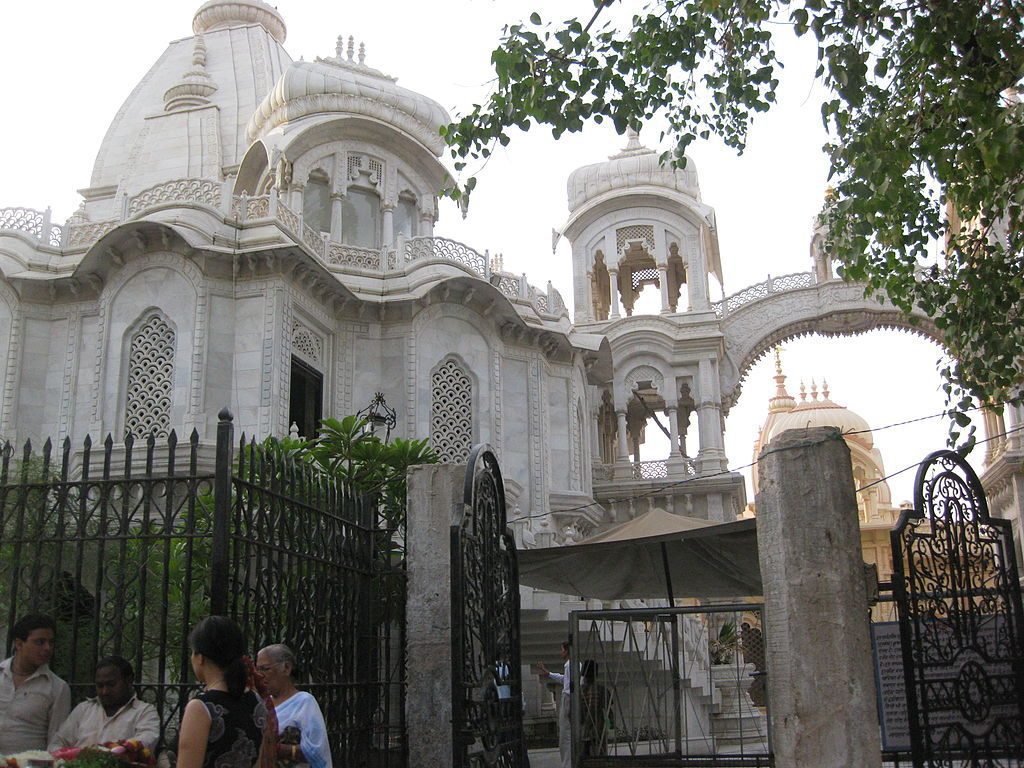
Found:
[246,39,451,156]
[566,129,702,213]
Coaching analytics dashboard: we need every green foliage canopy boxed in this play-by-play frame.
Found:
[442,0,1024,437]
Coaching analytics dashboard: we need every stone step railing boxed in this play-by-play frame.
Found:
[711,271,816,318]
[0,206,65,248]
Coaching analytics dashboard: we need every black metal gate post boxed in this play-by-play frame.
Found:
[451,445,524,768]
[211,408,234,616]
[891,450,1024,766]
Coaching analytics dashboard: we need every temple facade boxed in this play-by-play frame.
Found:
[0,0,1020,553]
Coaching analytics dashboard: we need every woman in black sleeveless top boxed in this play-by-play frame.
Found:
[176,617,276,768]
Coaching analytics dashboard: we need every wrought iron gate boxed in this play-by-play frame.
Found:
[451,445,524,768]
[891,450,1024,765]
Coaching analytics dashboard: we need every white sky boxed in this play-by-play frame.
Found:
[0,0,978,503]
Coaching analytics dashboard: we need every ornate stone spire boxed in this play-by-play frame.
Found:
[610,125,654,159]
[316,33,392,79]
[767,346,796,413]
[163,35,219,111]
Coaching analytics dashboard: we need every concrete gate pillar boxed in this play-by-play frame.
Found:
[405,463,464,766]
[755,427,881,768]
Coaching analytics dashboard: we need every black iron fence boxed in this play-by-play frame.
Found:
[0,410,405,766]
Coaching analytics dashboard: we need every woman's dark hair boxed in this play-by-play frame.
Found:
[190,616,248,697]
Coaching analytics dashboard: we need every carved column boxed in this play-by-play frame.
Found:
[608,268,621,319]
[1006,402,1024,452]
[984,406,1006,465]
[658,264,671,313]
[329,193,344,242]
[666,405,681,456]
[687,236,711,311]
[382,202,395,246]
[696,358,727,473]
[616,410,629,461]
[290,185,304,216]
[419,211,434,239]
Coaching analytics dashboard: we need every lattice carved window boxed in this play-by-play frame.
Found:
[431,359,473,464]
[292,322,323,366]
[616,225,656,255]
[124,313,176,439]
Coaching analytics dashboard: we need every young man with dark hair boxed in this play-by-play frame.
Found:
[0,614,71,753]
[50,655,159,750]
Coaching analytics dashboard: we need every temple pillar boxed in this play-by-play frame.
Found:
[608,268,621,319]
[695,358,727,473]
[658,264,671,313]
[616,410,629,461]
[382,202,395,246]
[667,406,681,457]
[329,194,343,242]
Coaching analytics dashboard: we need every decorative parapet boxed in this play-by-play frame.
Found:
[1,206,65,248]
[128,178,224,216]
[327,242,381,271]
[66,220,118,248]
[712,271,816,318]
[405,235,487,274]
[632,459,669,480]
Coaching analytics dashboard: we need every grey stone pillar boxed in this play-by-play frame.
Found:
[616,410,629,461]
[406,463,464,767]
[329,194,343,242]
[658,264,671,313]
[608,268,621,319]
[756,427,881,768]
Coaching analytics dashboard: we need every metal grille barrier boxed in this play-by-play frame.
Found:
[0,411,406,766]
[570,604,772,766]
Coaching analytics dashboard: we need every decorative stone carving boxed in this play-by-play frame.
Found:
[405,236,487,276]
[292,322,323,366]
[616,224,656,256]
[128,179,222,216]
[326,242,381,270]
[430,358,472,464]
[0,207,43,238]
[124,313,176,439]
[624,364,665,394]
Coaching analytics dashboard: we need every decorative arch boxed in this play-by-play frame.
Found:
[720,279,943,411]
[430,356,474,463]
[123,309,177,439]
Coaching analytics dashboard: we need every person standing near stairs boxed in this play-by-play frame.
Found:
[537,640,572,768]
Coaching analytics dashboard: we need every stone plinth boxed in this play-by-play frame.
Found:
[755,427,881,768]
[405,463,464,767]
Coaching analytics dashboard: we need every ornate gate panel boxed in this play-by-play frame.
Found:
[891,450,1024,765]
[451,445,524,768]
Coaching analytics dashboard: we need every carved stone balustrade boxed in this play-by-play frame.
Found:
[1,206,64,248]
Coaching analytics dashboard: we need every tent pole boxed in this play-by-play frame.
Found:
[661,541,675,605]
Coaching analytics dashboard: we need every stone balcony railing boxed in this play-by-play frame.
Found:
[0,206,66,248]
[711,271,816,318]
[594,457,697,482]
[1,180,568,320]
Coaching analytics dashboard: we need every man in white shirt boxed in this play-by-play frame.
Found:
[49,656,159,751]
[538,640,572,768]
[0,614,71,754]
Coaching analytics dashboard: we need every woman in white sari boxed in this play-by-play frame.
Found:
[255,645,332,768]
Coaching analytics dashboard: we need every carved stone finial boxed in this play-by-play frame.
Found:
[347,35,355,62]
[193,35,207,68]
[810,378,819,401]
[336,34,344,59]
[289,422,300,439]
[822,379,831,400]
[774,346,783,376]
[799,380,807,402]
[358,41,366,65]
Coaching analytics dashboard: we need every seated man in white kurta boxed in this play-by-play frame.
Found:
[49,656,159,750]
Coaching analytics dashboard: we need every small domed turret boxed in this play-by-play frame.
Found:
[192,0,287,44]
